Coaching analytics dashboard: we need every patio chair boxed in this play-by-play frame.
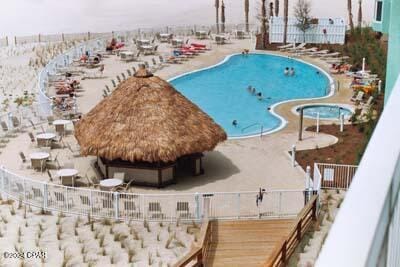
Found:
[28,119,36,130]
[46,154,60,170]
[79,195,101,213]
[102,197,113,209]
[53,191,73,209]
[28,132,36,143]
[19,151,27,163]
[66,142,81,158]
[63,161,75,169]
[176,201,191,219]
[11,116,21,129]
[113,172,125,182]
[121,196,141,219]
[1,121,15,137]
[148,202,164,219]
[47,116,54,126]
[51,135,64,149]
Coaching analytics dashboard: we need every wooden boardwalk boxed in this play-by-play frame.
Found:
[206,219,296,267]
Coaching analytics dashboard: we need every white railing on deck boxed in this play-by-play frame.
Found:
[0,167,304,222]
[316,75,400,266]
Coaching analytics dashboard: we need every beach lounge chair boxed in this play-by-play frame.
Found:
[362,96,374,108]
[309,50,329,57]
[351,91,364,103]
[319,52,341,58]
[47,116,54,126]
[116,75,121,83]
[278,43,294,51]
[296,47,318,55]
[126,69,132,77]
[286,43,307,52]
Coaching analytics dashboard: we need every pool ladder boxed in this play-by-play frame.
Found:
[241,123,264,137]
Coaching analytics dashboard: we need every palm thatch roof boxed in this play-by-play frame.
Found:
[74,68,227,163]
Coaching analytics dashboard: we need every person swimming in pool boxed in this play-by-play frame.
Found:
[284,67,289,76]
[251,87,256,95]
[289,67,295,76]
[232,120,238,127]
[247,85,253,93]
[256,92,263,100]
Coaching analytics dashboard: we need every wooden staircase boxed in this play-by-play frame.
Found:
[206,219,296,267]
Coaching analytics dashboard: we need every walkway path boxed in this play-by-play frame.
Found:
[206,219,295,266]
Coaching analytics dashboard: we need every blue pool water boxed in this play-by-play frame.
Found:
[170,53,330,137]
[298,105,353,119]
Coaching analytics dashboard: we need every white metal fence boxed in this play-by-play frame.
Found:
[0,23,258,47]
[0,167,305,222]
[313,163,358,190]
[269,17,346,44]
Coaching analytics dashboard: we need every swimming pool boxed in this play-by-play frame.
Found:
[170,53,332,138]
[294,104,353,120]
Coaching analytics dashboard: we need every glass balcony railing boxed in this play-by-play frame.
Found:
[316,74,400,266]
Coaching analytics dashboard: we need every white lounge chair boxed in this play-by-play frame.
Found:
[351,91,364,103]
[278,43,294,51]
[286,43,307,52]
[320,52,341,58]
[309,50,329,57]
[296,47,318,55]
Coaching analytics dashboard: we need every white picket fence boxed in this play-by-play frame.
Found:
[313,162,358,190]
[269,17,346,44]
[0,167,305,222]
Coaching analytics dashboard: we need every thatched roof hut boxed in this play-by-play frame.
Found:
[74,68,227,187]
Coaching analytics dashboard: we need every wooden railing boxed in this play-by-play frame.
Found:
[174,220,212,267]
[263,195,318,267]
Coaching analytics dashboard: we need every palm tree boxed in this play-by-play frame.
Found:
[269,2,274,18]
[347,0,354,31]
[221,1,226,33]
[261,0,267,48]
[244,0,250,32]
[215,0,220,33]
[283,0,289,44]
[357,0,362,28]
[275,0,279,16]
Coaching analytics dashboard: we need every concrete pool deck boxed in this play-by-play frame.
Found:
[0,38,354,194]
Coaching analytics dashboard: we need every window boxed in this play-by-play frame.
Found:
[375,0,383,22]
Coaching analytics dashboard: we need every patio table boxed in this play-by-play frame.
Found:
[100,178,123,191]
